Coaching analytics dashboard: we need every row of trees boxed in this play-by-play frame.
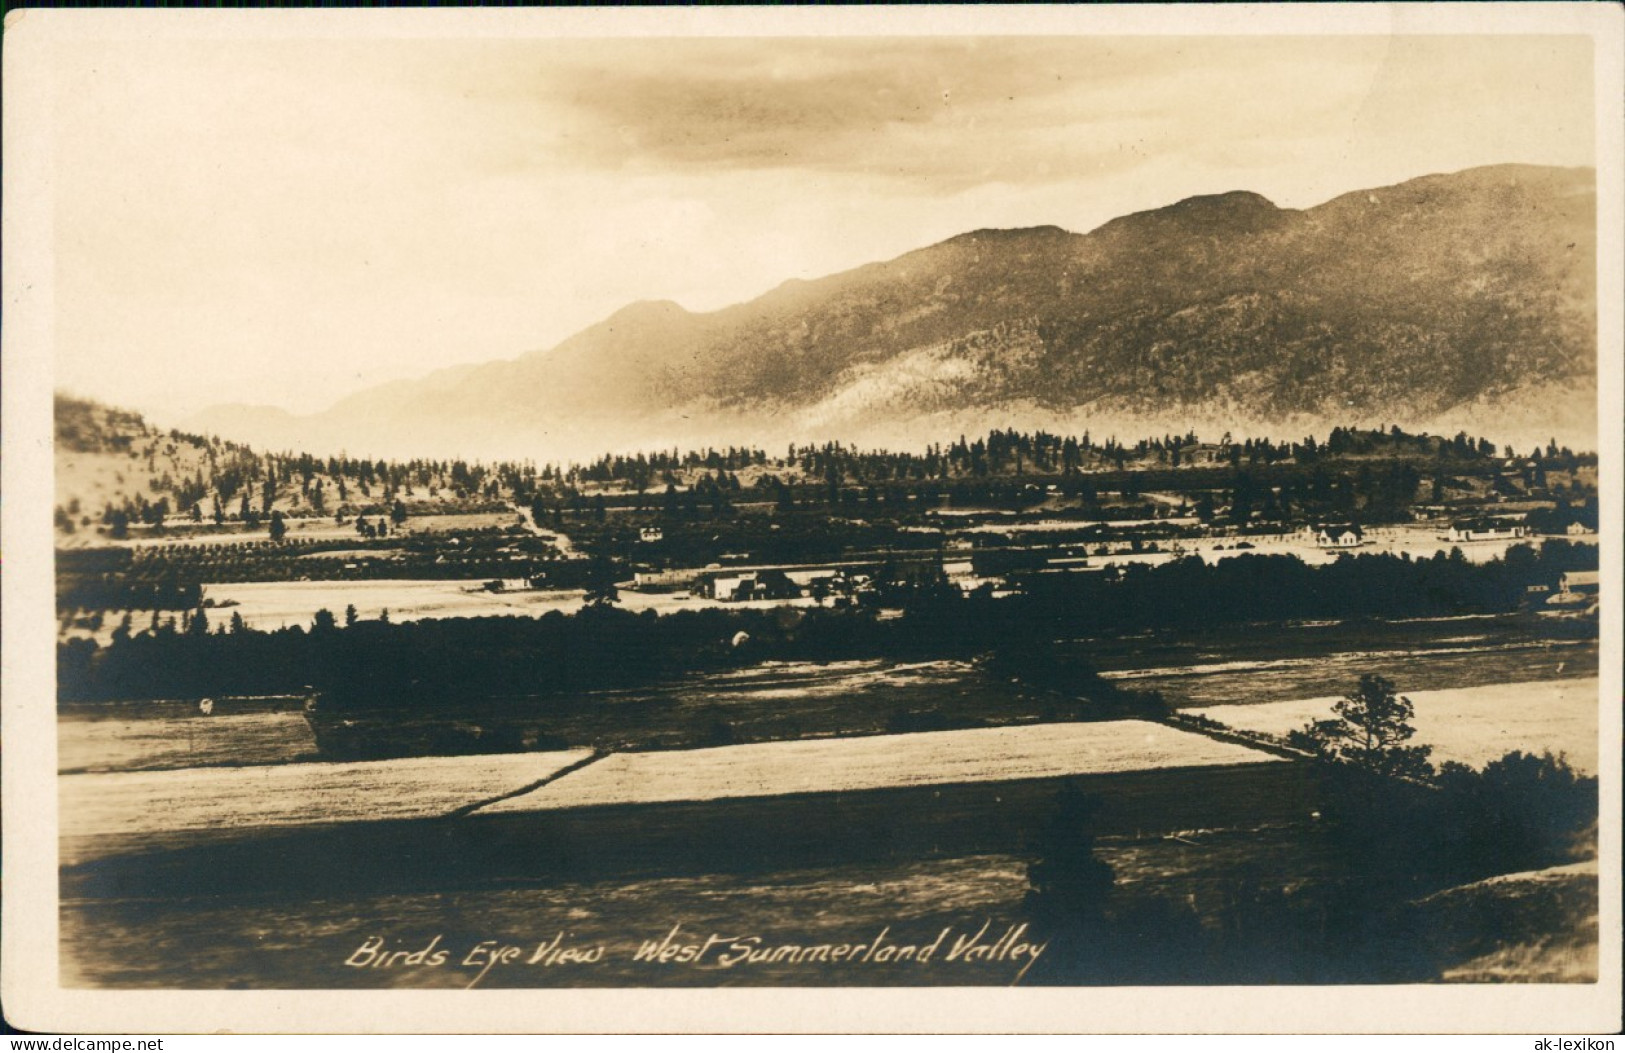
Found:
[70,389,1555,538]
[559,424,1514,493]
[58,541,1597,703]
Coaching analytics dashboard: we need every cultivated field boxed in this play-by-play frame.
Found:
[58,720,1286,850]
[1184,677,1600,772]
[481,721,1282,813]
[59,749,591,847]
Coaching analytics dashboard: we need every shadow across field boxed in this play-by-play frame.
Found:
[62,762,1315,900]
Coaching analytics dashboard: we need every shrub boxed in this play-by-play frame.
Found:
[1434,751,1597,880]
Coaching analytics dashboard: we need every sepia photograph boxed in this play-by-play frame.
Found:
[3,3,1620,1036]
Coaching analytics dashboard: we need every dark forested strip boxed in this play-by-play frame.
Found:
[57,542,1598,705]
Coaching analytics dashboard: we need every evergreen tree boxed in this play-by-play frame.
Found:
[582,555,620,608]
[1300,674,1433,779]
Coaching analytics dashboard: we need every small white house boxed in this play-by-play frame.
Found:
[704,573,758,601]
[639,526,664,543]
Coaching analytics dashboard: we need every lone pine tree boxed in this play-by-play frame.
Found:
[1301,673,1433,780]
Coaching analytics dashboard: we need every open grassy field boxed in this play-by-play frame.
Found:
[199,579,586,628]
[1184,678,1600,772]
[1412,860,1599,983]
[1112,639,1597,709]
[62,761,1316,896]
[56,659,1042,766]
[196,578,833,631]
[1082,614,1598,708]
[59,702,316,770]
[59,614,1598,766]
[58,700,317,773]
[303,657,1074,757]
[58,770,1590,988]
[58,851,1043,988]
[59,713,1313,906]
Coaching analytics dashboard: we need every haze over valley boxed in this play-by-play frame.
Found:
[183,164,1597,463]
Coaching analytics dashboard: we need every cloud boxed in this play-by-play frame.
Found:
[44,33,1597,419]
[449,38,1220,190]
[433,35,1591,200]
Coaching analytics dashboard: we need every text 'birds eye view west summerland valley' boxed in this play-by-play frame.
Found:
[19,22,1616,1021]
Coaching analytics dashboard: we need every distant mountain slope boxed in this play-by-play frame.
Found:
[188,164,1597,460]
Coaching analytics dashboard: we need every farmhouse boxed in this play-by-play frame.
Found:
[794,568,849,594]
[1310,523,1364,549]
[702,572,757,601]
[700,569,802,602]
[479,578,532,593]
[1446,518,1528,542]
[639,526,664,543]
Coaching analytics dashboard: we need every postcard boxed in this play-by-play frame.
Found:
[3,3,1620,1035]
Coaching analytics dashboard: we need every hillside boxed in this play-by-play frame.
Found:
[184,164,1597,462]
[52,395,533,548]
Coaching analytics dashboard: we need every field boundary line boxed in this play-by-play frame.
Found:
[1163,712,1314,761]
[445,749,607,819]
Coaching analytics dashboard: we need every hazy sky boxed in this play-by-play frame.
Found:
[48,33,1594,421]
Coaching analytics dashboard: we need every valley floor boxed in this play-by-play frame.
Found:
[55,613,1602,988]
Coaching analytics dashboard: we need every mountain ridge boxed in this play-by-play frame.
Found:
[185,163,1597,461]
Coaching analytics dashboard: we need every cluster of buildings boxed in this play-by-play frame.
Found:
[616,506,1597,607]
[630,564,863,604]
[1306,514,1565,550]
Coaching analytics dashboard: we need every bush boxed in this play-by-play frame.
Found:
[1434,751,1597,880]
[1023,782,1115,933]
